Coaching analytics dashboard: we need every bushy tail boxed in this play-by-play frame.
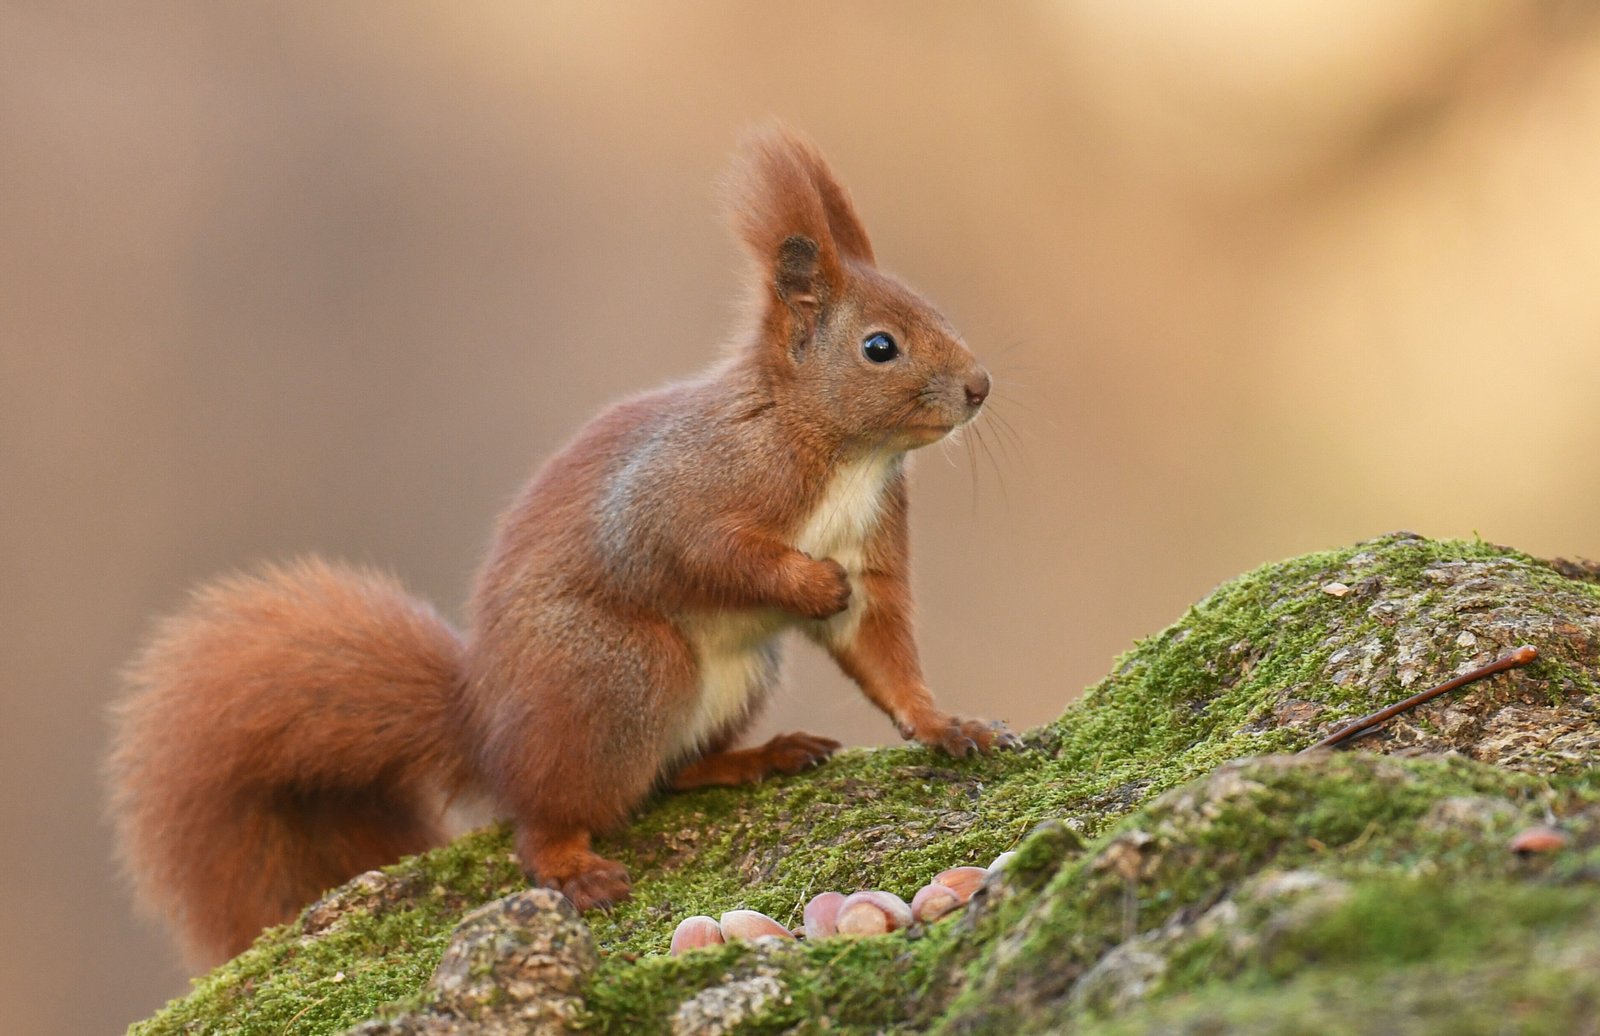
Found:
[108,558,470,969]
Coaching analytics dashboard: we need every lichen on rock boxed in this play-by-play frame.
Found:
[348,888,595,1035]
[127,533,1600,1035]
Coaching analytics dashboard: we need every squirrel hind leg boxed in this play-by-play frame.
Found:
[516,826,631,912]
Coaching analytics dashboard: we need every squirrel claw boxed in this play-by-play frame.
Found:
[991,723,1024,751]
[758,731,843,775]
[913,714,1019,758]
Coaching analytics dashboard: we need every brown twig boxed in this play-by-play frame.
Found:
[1300,644,1539,753]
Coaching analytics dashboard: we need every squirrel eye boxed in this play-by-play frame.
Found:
[861,332,899,364]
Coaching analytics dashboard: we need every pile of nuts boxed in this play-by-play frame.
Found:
[669,851,1016,955]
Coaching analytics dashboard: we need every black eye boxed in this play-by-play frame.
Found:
[862,332,899,363]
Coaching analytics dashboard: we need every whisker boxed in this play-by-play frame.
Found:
[984,339,1034,368]
[972,422,1010,511]
[990,393,1055,433]
[985,382,1036,406]
[984,410,1031,472]
[964,426,981,519]
[973,409,1018,463]
[989,376,1039,391]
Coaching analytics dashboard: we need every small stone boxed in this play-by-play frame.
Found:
[1093,830,1157,881]
[1321,582,1351,598]
[1455,630,1477,649]
[1438,708,1474,736]
[301,869,409,936]
[425,888,596,1033]
[1273,699,1322,726]
[1421,796,1517,835]
[671,974,784,1036]
[1508,826,1569,855]
[1247,869,1346,902]
[1069,946,1167,1015]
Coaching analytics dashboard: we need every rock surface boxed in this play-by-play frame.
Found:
[345,889,595,1035]
[128,534,1600,1035]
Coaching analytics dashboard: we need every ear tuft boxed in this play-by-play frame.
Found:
[791,143,875,267]
[724,124,876,304]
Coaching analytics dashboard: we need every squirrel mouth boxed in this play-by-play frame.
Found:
[898,422,957,444]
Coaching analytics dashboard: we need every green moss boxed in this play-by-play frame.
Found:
[934,754,1600,1034]
[128,534,1600,1034]
[1085,880,1600,1035]
[582,925,960,1034]
[1264,878,1594,971]
[133,907,444,1035]
[1088,955,1600,1036]
[131,828,528,1035]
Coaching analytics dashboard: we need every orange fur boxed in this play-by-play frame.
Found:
[108,560,468,966]
[108,125,1012,970]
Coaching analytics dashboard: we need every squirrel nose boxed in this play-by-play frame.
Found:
[964,370,991,409]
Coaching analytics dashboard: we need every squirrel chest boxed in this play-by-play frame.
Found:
[673,452,899,754]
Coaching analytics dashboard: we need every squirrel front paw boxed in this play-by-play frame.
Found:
[903,713,1021,759]
[786,555,853,620]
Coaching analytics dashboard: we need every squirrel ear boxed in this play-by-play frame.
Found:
[775,235,821,305]
[793,140,875,268]
[774,235,822,353]
[725,125,876,312]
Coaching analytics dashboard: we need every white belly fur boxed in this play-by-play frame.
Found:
[795,451,898,573]
[673,451,899,758]
[796,450,899,647]
[671,609,784,762]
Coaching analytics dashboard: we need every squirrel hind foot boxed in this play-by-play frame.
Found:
[542,859,632,912]
[522,841,632,912]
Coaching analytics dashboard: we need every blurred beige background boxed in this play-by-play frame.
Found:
[4,2,1600,1032]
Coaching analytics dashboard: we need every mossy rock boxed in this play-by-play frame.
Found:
[129,533,1600,1034]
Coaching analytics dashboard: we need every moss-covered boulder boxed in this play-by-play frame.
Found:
[129,533,1600,1034]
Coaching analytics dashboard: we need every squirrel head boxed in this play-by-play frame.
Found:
[726,125,990,453]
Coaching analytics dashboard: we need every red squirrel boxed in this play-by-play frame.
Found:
[108,126,1016,970]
